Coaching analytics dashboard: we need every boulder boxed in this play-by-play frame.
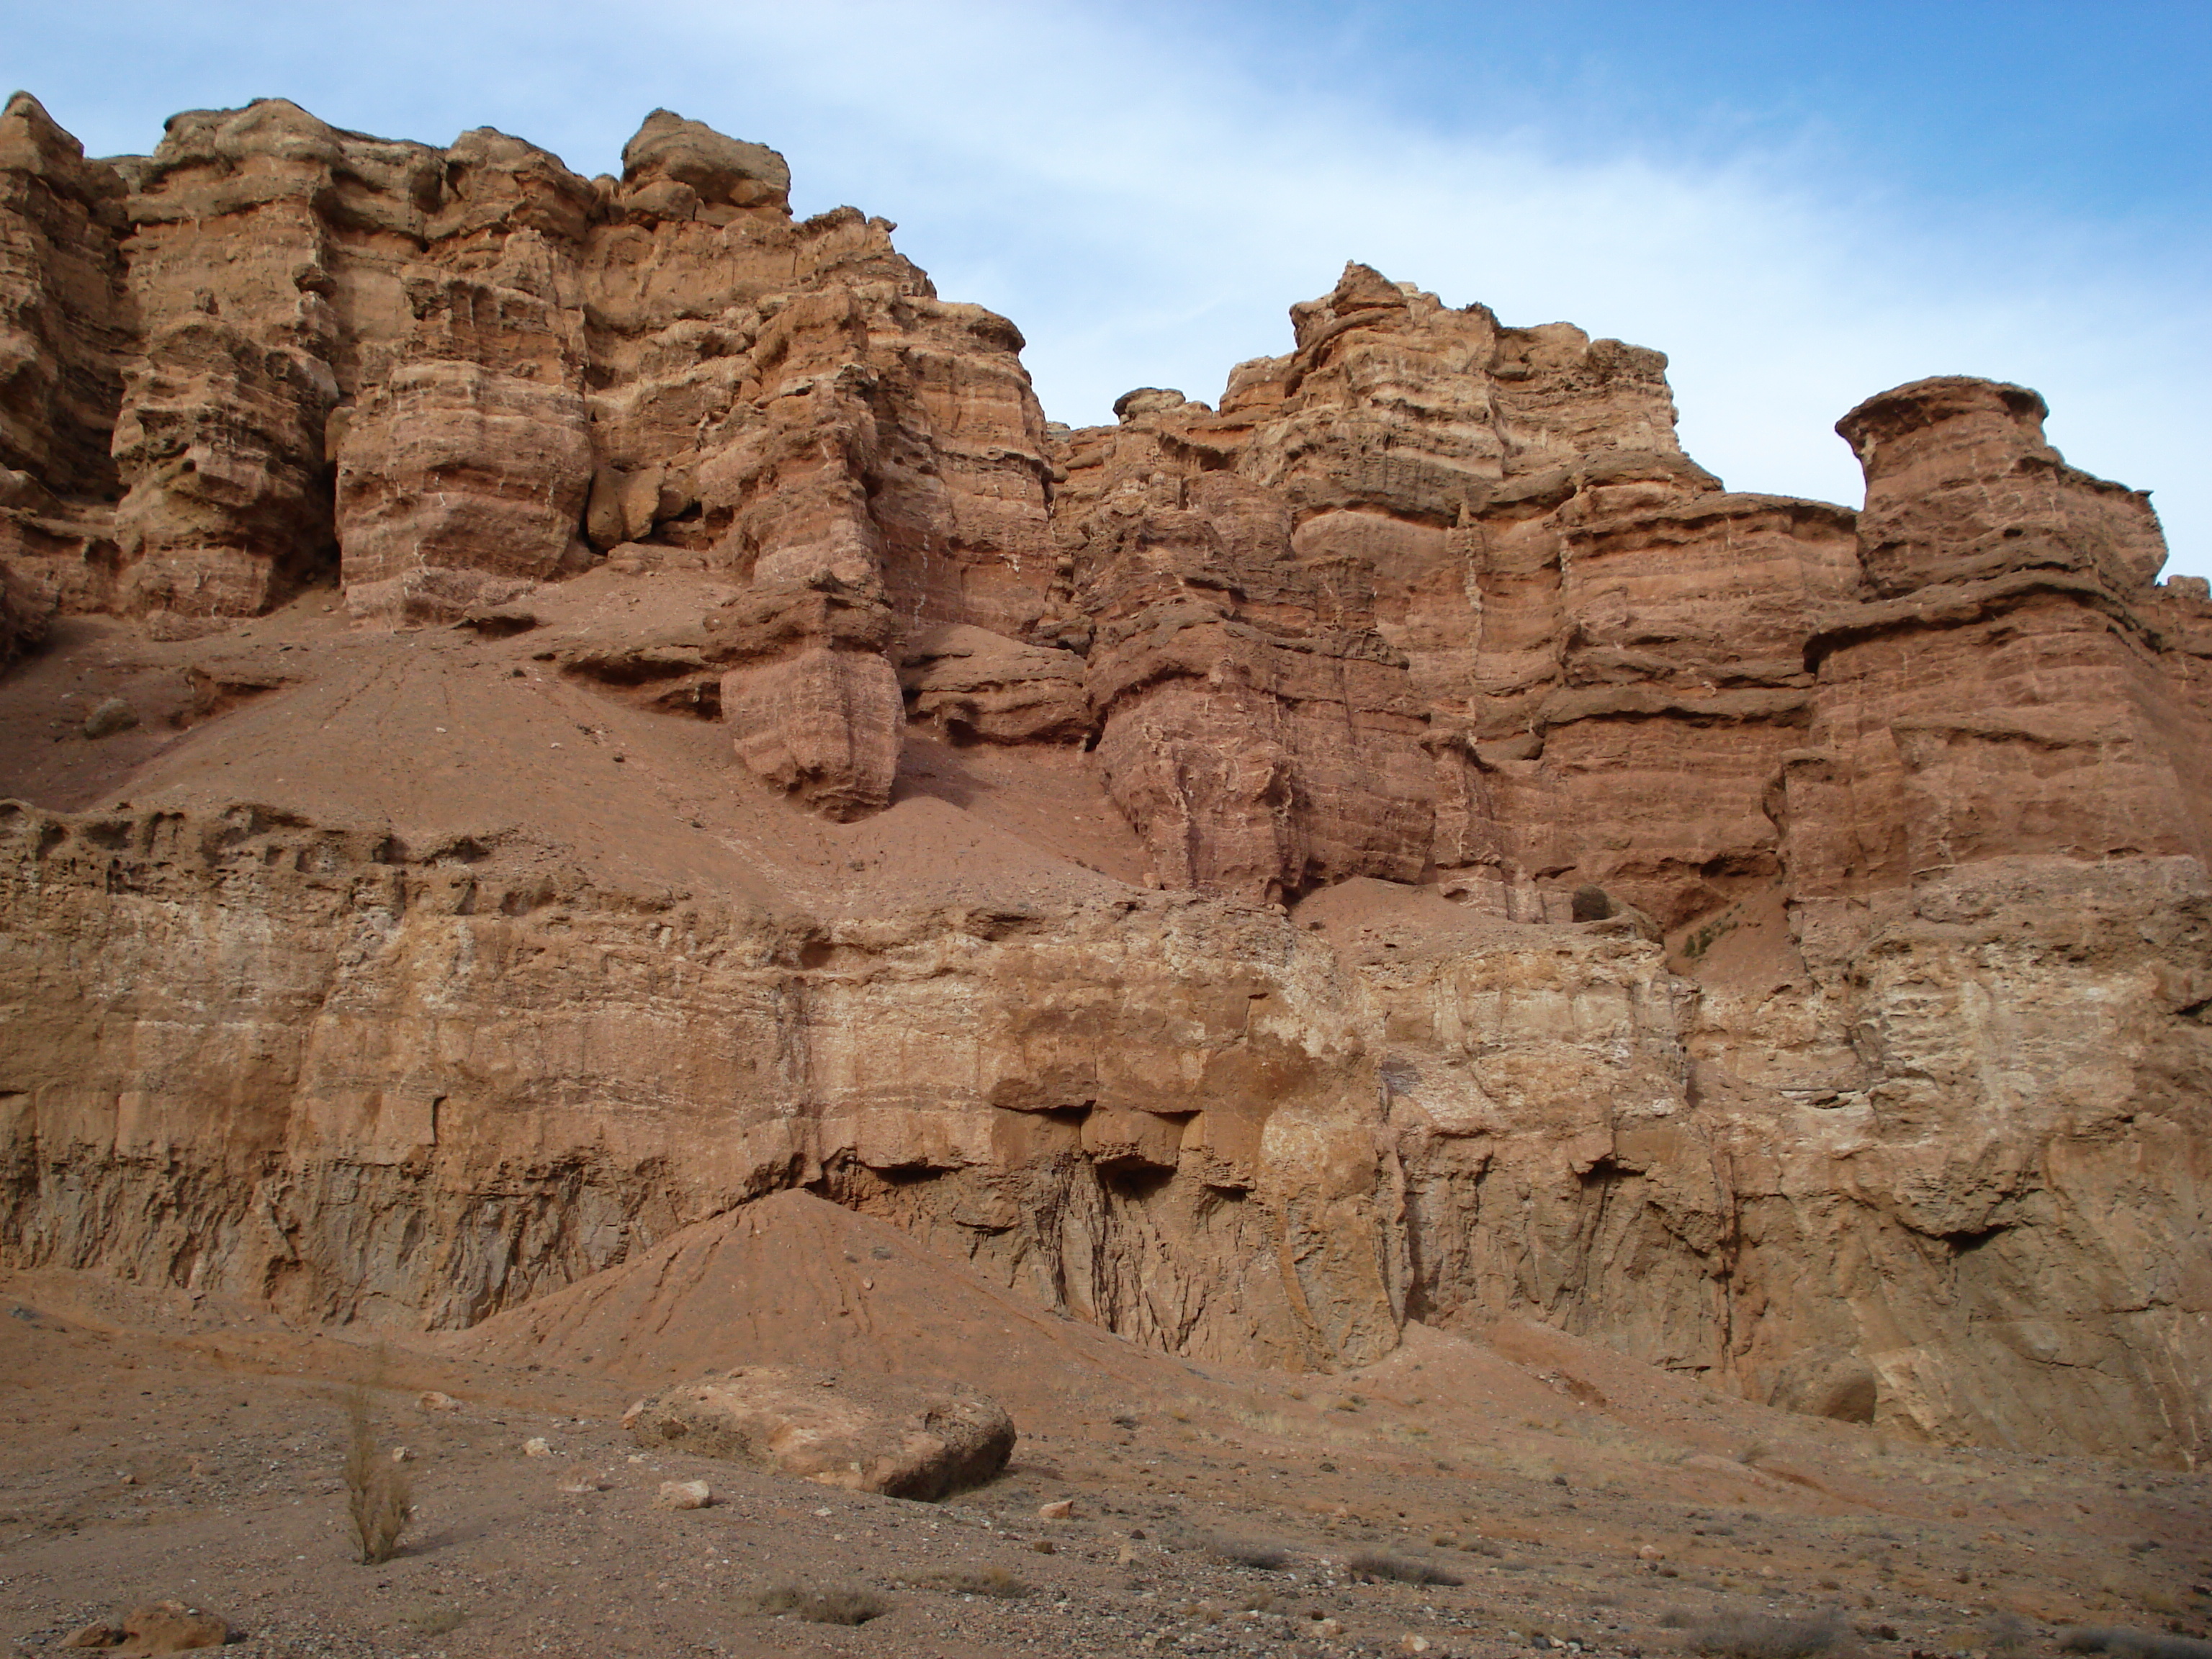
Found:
[897,623,1088,745]
[81,697,136,739]
[620,109,790,215]
[626,1367,1015,1500]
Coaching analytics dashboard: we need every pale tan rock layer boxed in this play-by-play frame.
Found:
[1,96,2207,1465]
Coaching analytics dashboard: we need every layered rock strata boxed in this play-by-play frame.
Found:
[1,97,2207,1467]
[0,94,1051,660]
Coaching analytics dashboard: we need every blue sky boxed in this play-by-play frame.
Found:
[10,1,2209,574]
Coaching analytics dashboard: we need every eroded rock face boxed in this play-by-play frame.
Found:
[0,96,1051,730]
[898,624,1087,745]
[0,549,55,668]
[0,93,129,616]
[0,804,1411,1371]
[709,570,905,817]
[2,99,2208,1467]
[1043,264,1869,915]
[5,798,2204,1461]
[626,1367,1014,1499]
[1839,376,2167,597]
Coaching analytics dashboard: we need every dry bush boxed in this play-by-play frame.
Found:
[920,1567,1031,1600]
[1205,1534,1292,1570]
[2060,1629,2212,1659]
[1686,1611,1853,1659]
[1346,1549,1463,1586]
[342,1386,413,1565]
[747,1583,893,1624]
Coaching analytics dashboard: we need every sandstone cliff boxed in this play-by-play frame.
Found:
[1,94,2205,1466]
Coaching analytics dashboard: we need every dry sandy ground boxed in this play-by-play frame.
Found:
[2,1208,2206,1659]
[0,575,1153,922]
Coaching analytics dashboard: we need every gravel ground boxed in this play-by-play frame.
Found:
[3,1275,2206,1659]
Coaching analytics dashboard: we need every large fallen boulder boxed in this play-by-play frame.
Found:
[625,1366,1015,1500]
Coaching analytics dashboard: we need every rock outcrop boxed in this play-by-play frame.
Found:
[709,570,906,818]
[1,93,1051,680]
[0,93,129,619]
[1,98,2206,1468]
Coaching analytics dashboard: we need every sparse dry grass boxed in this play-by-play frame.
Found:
[2060,1629,2212,1659]
[745,1583,893,1625]
[1685,1611,1854,1659]
[1203,1534,1292,1570]
[918,1567,1032,1600]
[1346,1549,1463,1586]
[341,1385,413,1566]
[1221,1406,1302,1438]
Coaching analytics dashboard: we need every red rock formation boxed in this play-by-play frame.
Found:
[710,570,905,819]
[1059,435,1432,901]
[0,93,128,619]
[0,96,1054,788]
[897,623,1088,745]
[1786,380,2210,896]
[1,100,2207,1467]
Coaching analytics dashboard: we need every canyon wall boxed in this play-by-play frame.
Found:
[1,94,2206,1465]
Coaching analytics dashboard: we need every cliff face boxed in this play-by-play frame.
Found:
[2,94,2206,1465]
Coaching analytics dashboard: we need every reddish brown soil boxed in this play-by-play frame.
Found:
[0,577,1151,923]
